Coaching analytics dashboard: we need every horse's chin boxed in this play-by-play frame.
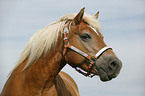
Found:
[90,68,112,82]
[97,67,113,82]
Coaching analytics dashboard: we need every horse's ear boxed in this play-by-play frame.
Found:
[94,11,99,19]
[72,7,85,26]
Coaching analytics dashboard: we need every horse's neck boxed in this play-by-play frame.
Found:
[11,35,65,92]
[21,35,65,92]
[5,51,65,95]
[2,36,67,95]
[23,51,65,92]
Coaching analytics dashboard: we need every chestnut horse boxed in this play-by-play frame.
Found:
[1,8,122,96]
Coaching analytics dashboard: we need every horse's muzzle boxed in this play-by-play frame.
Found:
[95,54,122,82]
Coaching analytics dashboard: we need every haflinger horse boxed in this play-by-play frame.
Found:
[1,7,122,96]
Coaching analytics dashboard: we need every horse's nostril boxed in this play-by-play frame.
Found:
[111,61,117,67]
[109,61,118,70]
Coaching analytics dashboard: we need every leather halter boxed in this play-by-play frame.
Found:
[63,21,112,78]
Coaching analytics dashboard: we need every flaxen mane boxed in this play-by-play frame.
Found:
[11,13,101,73]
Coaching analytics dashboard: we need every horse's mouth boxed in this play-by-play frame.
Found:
[75,65,116,81]
[97,67,112,82]
[90,67,112,81]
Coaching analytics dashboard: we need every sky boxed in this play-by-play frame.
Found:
[0,0,145,96]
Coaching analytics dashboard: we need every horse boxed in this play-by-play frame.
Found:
[1,7,122,96]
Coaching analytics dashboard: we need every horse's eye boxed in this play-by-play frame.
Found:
[80,33,91,41]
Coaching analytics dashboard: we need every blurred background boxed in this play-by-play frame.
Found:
[0,0,145,96]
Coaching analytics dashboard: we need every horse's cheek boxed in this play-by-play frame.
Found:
[66,51,85,66]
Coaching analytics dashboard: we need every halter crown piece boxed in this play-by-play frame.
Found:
[63,21,112,78]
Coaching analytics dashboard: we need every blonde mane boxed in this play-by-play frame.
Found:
[11,13,102,72]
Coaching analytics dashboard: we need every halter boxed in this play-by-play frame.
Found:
[63,21,112,78]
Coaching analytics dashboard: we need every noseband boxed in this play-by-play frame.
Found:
[63,21,112,78]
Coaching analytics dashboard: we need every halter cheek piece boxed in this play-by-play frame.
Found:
[63,21,112,78]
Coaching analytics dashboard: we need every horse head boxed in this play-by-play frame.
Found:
[63,7,122,81]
